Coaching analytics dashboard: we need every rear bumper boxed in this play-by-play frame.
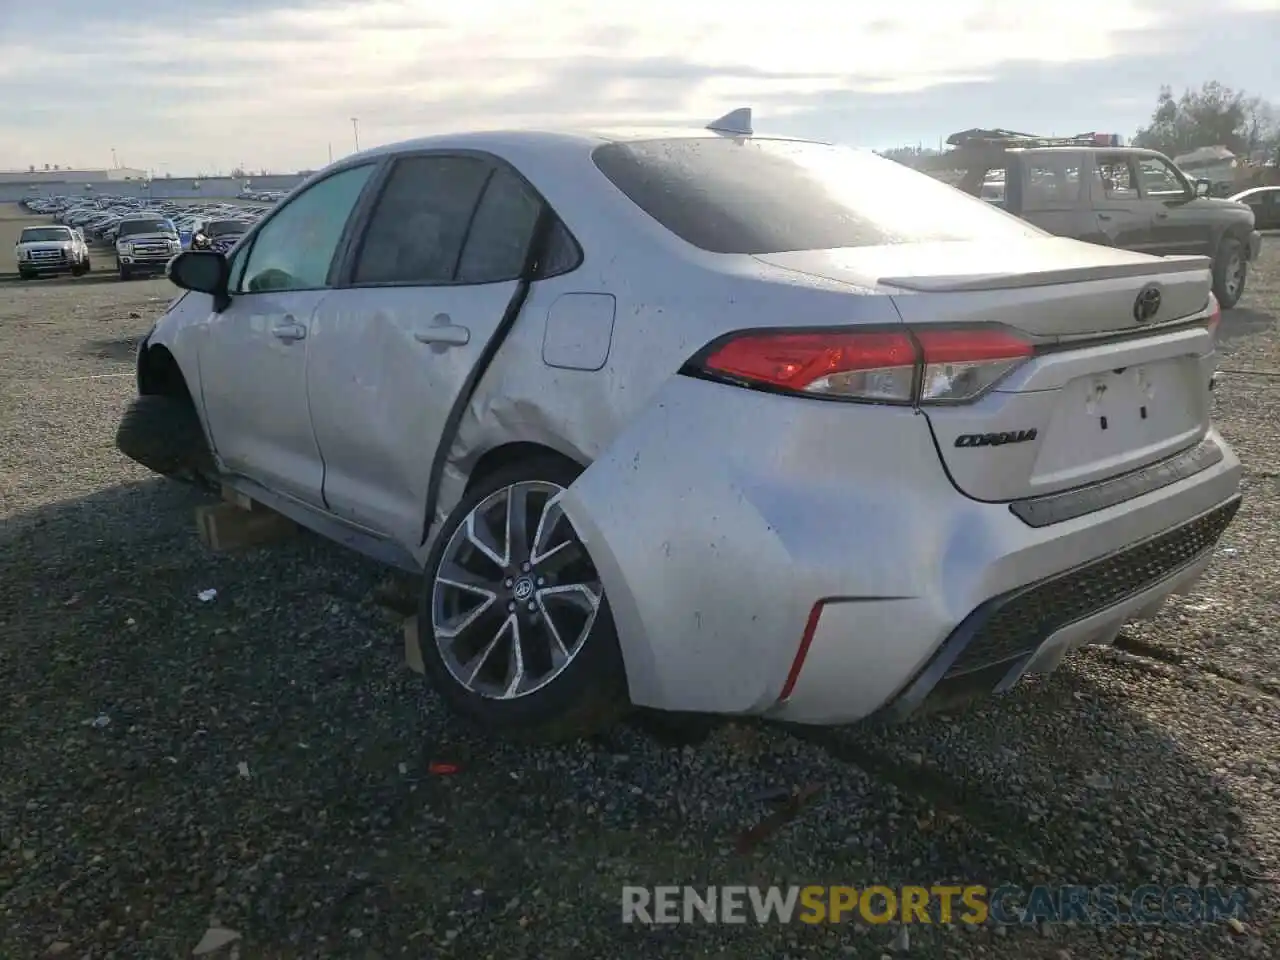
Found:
[874,495,1239,722]
[559,376,1243,725]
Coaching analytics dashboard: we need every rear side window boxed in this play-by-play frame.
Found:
[1021,155,1083,211]
[456,167,543,283]
[592,137,1043,254]
[353,156,491,285]
[455,167,581,283]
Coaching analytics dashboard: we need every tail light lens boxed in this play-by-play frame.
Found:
[1206,293,1221,340]
[691,325,1033,405]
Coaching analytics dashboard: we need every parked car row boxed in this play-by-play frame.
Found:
[17,194,274,281]
[237,189,288,202]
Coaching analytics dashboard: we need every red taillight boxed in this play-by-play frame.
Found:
[693,325,1033,405]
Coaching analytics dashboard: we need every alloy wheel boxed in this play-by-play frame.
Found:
[431,480,603,700]
[1225,254,1245,301]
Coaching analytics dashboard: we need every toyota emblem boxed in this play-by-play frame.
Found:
[1133,284,1162,324]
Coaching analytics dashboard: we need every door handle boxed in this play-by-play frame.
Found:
[1155,212,1169,219]
[271,319,307,342]
[414,313,470,347]
[1097,213,1112,221]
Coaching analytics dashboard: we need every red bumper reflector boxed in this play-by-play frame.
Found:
[778,602,825,702]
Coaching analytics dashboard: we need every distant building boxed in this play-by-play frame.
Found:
[0,167,149,186]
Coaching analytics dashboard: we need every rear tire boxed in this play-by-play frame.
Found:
[1212,236,1247,310]
[417,454,631,743]
[115,393,215,484]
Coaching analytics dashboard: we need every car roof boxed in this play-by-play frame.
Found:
[343,125,831,164]
[1230,186,1278,199]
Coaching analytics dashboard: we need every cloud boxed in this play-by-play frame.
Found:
[0,0,1277,172]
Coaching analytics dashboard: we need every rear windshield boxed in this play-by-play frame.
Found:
[20,227,72,242]
[591,137,1044,254]
[119,219,176,237]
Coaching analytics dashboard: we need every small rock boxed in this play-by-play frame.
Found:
[1083,773,1112,790]
[889,925,910,952]
[46,944,71,957]
[1226,917,1247,935]
[192,927,241,955]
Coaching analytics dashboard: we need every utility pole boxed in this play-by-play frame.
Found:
[351,118,360,153]
[328,142,333,164]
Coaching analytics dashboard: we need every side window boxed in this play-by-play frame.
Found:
[1136,157,1186,198]
[1094,156,1137,200]
[1022,156,1082,211]
[456,167,543,283]
[237,164,374,294]
[352,156,491,285]
[537,220,582,278]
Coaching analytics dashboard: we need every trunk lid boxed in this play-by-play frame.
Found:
[755,239,1217,503]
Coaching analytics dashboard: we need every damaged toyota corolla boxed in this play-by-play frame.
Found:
[115,110,1243,743]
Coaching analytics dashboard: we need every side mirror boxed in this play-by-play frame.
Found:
[1194,179,1211,198]
[168,251,231,311]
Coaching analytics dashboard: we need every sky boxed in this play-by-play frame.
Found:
[1,0,1278,174]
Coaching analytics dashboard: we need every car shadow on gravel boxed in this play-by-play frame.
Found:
[81,334,147,364]
[1219,306,1276,346]
[0,479,1275,958]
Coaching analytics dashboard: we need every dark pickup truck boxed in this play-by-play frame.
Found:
[919,131,1263,308]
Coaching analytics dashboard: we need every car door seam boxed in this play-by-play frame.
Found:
[419,204,555,546]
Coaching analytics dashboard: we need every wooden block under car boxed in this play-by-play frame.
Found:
[195,500,297,552]
[404,615,426,674]
[220,484,256,511]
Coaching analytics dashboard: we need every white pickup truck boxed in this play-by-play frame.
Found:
[14,225,92,279]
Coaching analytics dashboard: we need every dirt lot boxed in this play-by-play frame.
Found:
[1,201,1277,959]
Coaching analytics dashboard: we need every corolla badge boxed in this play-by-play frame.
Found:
[1133,284,1162,324]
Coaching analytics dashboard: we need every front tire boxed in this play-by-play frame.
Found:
[115,393,215,484]
[1212,236,1247,310]
[417,455,630,742]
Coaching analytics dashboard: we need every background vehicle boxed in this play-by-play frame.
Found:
[114,217,181,280]
[191,218,252,253]
[115,113,1242,743]
[918,130,1263,308]
[1230,186,1280,230]
[14,224,91,279]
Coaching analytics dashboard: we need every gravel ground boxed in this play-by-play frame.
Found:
[1,203,1277,959]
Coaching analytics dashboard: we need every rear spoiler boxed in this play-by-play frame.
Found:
[880,255,1212,293]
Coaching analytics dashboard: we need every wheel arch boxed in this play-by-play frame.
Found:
[1225,222,1255,260]
[137,343,193,401]
[464,441,586,494]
